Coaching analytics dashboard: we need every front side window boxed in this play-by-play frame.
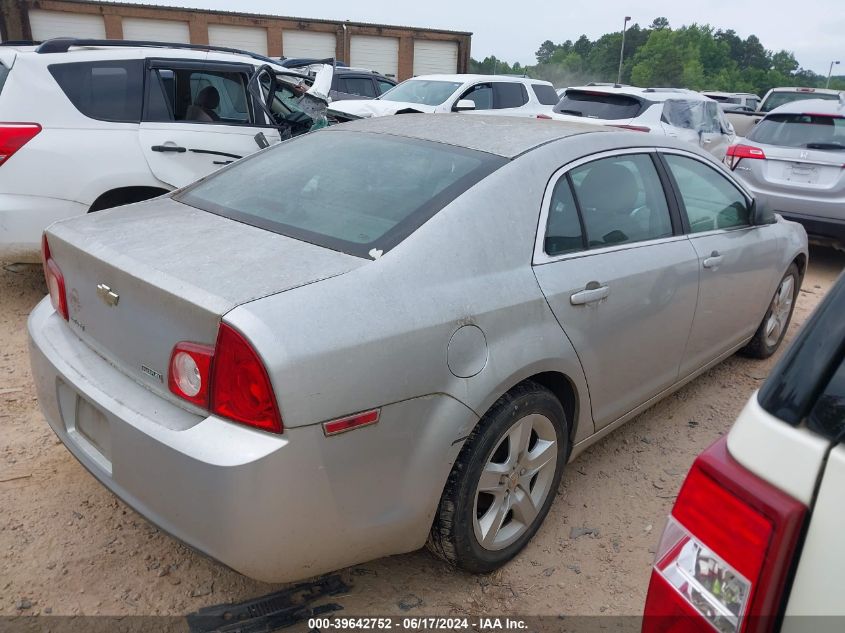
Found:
[145,67,253,124]
[379,79,462,106]
[664,154,750,232]
[176,130,506,258]
[748,113,845,150]
[50,60,144,122]
[460,83,493,110]
[568,154,673,248]
[493,82,528,109]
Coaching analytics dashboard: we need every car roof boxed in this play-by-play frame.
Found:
[332,113,629,158]
[565,85,712,102]
[702,91,758,97]
[767,86,842,95]
[767,97,845,115]
[407,74,553,86]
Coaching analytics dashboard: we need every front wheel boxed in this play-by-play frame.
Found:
[741,263,800,359]
[427,382,568,573]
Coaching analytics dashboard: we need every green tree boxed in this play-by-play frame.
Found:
[535,40,558,65]
[650,17,669,30]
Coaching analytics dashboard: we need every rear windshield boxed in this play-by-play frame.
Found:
[531,83,560,106]
[176,130,505,258]
[749,113,845,150]
[761,91,840,112]
[553,90,644,120]
[380,80,462,106]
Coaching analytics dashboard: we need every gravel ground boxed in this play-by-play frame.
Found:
[1,247,843,618]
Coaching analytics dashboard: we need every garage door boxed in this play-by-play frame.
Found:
[350,35,398,78]
[282,30,336,60]
[207,24,268,56]
[122,18,190,44]
[413,40,458,76]
[29,10,106,41]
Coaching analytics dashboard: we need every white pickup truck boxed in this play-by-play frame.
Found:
[643,270,845,633]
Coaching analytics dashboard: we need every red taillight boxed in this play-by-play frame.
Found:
[168,342,214,407]
[725,144,766,170]
[41,234,68,321]
[168,324,283,433]
[536,114,553,120]
[643,438,806,633]
[0,123,41,166]
[210,323,282,433]
[611,124,651,132]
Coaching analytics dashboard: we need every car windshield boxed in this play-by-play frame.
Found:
[175,130,505,258]
[379,80,463,106]
[553,90,644,120]
[749,113,845,149]
[761,91,840,112]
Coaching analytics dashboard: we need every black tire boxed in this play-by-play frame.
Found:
[741,263,800,359]
[427,381,569,573]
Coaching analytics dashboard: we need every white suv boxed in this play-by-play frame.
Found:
[545,86,736,159]
[328,74,559,118]
[643,269,845,633]
[0,38,333,262]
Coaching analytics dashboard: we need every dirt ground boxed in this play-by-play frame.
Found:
[1,247,843,619]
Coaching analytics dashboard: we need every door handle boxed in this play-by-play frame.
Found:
[570,282,610,305]
[703,250,723,269]
[151,144,187,153]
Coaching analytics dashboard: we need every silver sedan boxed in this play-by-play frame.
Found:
[29,115,807,582]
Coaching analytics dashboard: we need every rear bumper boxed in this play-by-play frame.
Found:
[28,297,472,582]
[0,194,86,262]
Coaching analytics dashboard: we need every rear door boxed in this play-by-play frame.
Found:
[532,150,700,428]
[661,151,783,375]
[138,59,281,188]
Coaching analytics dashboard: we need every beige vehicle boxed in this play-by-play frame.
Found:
[725,87,843,137]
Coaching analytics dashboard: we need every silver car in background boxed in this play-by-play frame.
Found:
[726,97,845,251]
[29,115,806,583]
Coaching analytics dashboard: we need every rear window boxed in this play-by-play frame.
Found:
[176,130,506,258]
[531,83,560,106]
[748,113,845,149]
[761,91,840,112]
[553,90,644,120]
[49,60,144,123]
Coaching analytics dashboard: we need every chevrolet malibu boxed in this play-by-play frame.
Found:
[29,115,807,582]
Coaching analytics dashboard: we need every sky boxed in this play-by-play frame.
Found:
[119,0,844,75]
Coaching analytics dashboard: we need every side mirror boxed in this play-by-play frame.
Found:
[453,99,476,112]
[750,198,776,225]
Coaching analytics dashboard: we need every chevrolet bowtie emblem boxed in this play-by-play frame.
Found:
[96,283,120,307]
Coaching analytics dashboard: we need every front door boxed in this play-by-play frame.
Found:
[532,151,700,428]
[139,59,281,188]
[660,152,783,376]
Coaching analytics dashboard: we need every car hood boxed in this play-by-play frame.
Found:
[327,99,438,117]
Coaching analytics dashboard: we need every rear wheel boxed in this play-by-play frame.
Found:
[427,382,568,573]
[741,263,799,359]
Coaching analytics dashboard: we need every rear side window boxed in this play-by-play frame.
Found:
[554,90,644,120]
[493,82,529,109]
[662,100,720,133]
[567,154,673,249]
[544,177,584,256]
[49,60,143,122]
[532,84,560,106]
[176,130,506,258]
[664,154,750,232]
[339,76,377,98]
[748,113,845,150]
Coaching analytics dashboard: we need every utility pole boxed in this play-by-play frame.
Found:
[617,16,631,86]
[827,60,840,88]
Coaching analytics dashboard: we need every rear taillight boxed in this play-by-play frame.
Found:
[168,324,283,433]
[610,124,651,132]
[0,123,41,166]
[536,114,553,120]
[725,144,766,170]
[211,324,282,433]
[168,342,214,407]
[643,438,806,633]
[41,234,68,321]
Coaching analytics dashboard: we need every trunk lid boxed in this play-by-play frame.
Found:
[46,197,365,406]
